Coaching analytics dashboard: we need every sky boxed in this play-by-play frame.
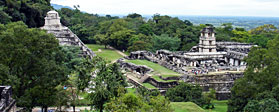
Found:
[50,0,279,17]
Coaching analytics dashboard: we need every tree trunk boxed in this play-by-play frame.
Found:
[73,105,76,112]
[44,106,48,112]
[59,106,62,112]
[100,105,103,112]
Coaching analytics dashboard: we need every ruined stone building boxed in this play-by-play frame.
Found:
[0,86,16,112]
[185,26,254,68]
[126,27,255,70]
[120,26,256,100]
[198,27,217,53]
[41,10,96,59]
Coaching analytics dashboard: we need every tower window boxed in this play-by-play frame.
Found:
[209,41,212,45]
[209,49,212,52]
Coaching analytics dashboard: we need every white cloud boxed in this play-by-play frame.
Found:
[50,0,279,17]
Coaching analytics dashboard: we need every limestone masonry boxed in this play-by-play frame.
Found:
[119,26,256,100]
[41,10,96,59]
[0,86,16,112]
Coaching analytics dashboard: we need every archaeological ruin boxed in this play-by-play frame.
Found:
[118,26,256,100]
[0,86,16,112]
[40,10,256,100]
[41,10,96,59]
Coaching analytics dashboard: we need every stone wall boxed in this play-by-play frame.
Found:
[185,72,243,100]
[216,42,255,60]
[120,51,244,100]
[0,86,16,112]
[147,77,179,89]
[117,58,153,77]
[148,72,243,100]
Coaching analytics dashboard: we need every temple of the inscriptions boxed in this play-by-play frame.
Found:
[41,10,96,59]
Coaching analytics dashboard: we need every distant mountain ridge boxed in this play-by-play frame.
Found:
[51,3,73,10]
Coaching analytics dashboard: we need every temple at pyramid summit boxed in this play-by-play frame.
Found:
[41,10,96,59]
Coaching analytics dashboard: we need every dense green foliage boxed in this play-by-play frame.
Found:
[215,23,279,48]
[0,22,96,111]
[152,34,181,51]
[228,36,279,112]
[57,7,279,53]
[60,46,95,111]
[105,92,172,112]
[57,8,203,51]
[87,57,127,112]
[58,8,118,43]
[0,0,52,27]
[244,98,279,112]
[105,86,172,112]
[0,22,68,111]
[166,83,204,106]
[1,1,279,112]
[1,0,277,52]
[203,89,216,109]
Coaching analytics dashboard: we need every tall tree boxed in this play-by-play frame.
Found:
[228,36,279,112]
[152,34,181,51]
[215,23,233,41]
[0,22,68,111]
[165,83,204,106]
[60,46,94,112]
[88,57,127,112]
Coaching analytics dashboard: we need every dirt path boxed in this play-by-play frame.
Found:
[108,46,128,63]
[108,46,128,57]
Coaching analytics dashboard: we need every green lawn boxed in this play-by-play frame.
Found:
[205,100,228,112]
[126,59,181,76]
[86,44,105,51]
[86,44,123,62]
[171,102,205,112]
[142,83,156,89]
[127,88,136,93]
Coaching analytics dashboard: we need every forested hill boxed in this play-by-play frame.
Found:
[0,0,52,27]
[51,3,73,10]
[128,15,279,30]
[56,7,279,52]
[177,16,279,30]
[1,1,279,52]
[51,3,279,30]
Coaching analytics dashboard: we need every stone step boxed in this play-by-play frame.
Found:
[139,74,150,83]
